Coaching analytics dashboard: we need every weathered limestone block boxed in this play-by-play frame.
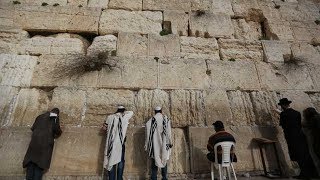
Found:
[207,60,260,90]
[0,28,29,54]
[87,0,108,8]
[308,65,320,90]
[265,20,294,41]
[291,26,314,43]
[19,35,88,55]
[232,19,262,40]
[278,3,309,22]
[261,40,291,64]
[227,90,256,126]
[163,11,188,36]
[10,88,50,127]
[7,0,68,6]
[84,89,135,126]
[31,55,98,87]
[203,90,233,126]
[191,0,212,11]
[117,33,148,57]
[13,6,101,33]
[218,39,263,61]
[0,86,19,127]
[99,10,162,35]
[149,34,180,57]
[48,127,103,175]
[0,54,37,87]
[159,58,210,89]
[87,35,117,57]
[50,88,86,126]
[0,127,31,175]
[108,0,142,10]
[256,62,314,91]
[135,89,170,126]
[180,36,219,60]
[260,4,282,21]
[189,12,234,38]
[231,0,260,19]
[291,43,320,66]
[279,91,313,115]
[170,90,205,127]
[66,0,87,6]
[211,0,234,16]
[97,57,157,89]
[309,93,320,111]
[143,0,191,11]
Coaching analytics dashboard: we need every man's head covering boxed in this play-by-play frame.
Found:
[50,108,60,114]
[212,121,224,129]
[117,105,125,109]
[154,106,162,111]
[278,98,292,105]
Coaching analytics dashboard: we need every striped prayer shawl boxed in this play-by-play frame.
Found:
[147,117,157,157]
[106,118,115,158]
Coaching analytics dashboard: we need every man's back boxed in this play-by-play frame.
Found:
[207,131,235,152]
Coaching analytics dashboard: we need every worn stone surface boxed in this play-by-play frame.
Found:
[180,36,219,60]
[309,93,320,111]
[117,33,148,57]
[0,54,38,87]
[218,39,263,61]
[149,34,180,58]
[211,0,234,16]
[99,10,162,35]
[278,91,313,116]
[163,11,189,36]
[265,20,294,41]
[261,40,291,64]
[0,28,29,54]
[308,65,320,90]
[291,43,320,66]
[108,0,142,10]
[87,35,117,57]
[143,0,191,11]
[232,19,262,41]
[0,86,19,127]
[87,0,108,8]
[189,12,234,38]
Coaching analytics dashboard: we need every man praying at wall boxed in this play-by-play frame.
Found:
[23,108,62,180]
[145,106,173,180]
[102,105,133,180]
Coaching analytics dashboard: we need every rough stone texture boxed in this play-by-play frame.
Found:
[308,65,320,91]
[309,93,320,111]
[163,11,189,36]
[207,60,260,90]
[232,19,262,41]
[0,28,29,54]
[0,54,38,87]
[13,5,101,34]
[265,20,294,41]
[189,12,234,38]
[278,91,313,116]
[159,58,210,89]
[66,0,87,6]
[180,37,219,60]
[86,35,117,57]
[261,40,291,64]
[50,87,86,126]
[143,0,191,11]
[291,43,320,66]
[218,39,263,61]
[10,88,50,127]
[99,10,162,35]
[84,89,135,126]
[87,0,108,8]
[211,0,234,16]
[231,0,260,19]
[116,33,148,57]
[149,34,180,58]
[108,0,142,10]
[0,86,19,127]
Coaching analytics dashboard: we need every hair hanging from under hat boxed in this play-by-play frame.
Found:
[51,108,60,114]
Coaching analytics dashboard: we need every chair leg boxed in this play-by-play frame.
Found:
[218,165,223,180]
[211,163,214,180]
[230,163,237,180]
[227,166,232,180]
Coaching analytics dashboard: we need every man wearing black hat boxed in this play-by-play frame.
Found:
[278,98,318,179]
[207,121,237,164]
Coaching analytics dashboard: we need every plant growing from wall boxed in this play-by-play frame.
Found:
[53,3,59,6]
[275,5,281,9]
[13,1,21,4]
[315,19,320,25]
[228,58,236,62]
[78,4,83,7]
[196,10,205,16]
[42,2,48,6]
[160,29,171,36]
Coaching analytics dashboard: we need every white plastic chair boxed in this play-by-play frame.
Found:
[211,141,237,180]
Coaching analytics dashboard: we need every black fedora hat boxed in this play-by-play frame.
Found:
[278,98,292,105]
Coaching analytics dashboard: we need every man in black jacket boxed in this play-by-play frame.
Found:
[23,108,62,180]
[278,98,318,179]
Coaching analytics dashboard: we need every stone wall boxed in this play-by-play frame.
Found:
[0,0,320,178]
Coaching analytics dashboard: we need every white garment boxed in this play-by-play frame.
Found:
[145,113,172,168]
[103,111,133,170]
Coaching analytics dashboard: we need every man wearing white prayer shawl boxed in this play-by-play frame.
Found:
[102,105,133,180]
[145,106,173,180]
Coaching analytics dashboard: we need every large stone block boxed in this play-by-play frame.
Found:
[84,89,135,126]
[265,20,294,41]
[108,0,142,10]
[99,10,162,35]
[87,0,108,8]
[180,36,219,60]
[218,39,263,61]
[261,40,291,64]
[191,0,212,11]
[13,6,101,33]
[207,60,260,90]
[232,19,262,41]
[231,0,260,19]
[149,34,180,58]
[170,90,205,127]
[50,87,86,126]
[159,58,210,89]
[163,11,189,36]
[117,33,148,57]
[309,93,320,111]
[143,0,191,11]
[0,86,19,127]
[211,0,234,16]
[189,12,234,38]
[10,88,50,127]
[0,54,37,87]
[308,65,320,90]
[0,28,29,54]
[97,57,158,89]
[291,43,320,66]
[87,35,117,57]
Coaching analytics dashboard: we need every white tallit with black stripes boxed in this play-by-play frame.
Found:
[145,113,172,168]
[103,111,133,171]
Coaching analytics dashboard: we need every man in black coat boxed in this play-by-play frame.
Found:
[23,108,62,180]
[278,98,318,179]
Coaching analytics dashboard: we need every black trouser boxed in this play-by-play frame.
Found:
[26,162,43,180]
[151,159,167,180]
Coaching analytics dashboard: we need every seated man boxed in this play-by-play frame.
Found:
[207,121,237,163]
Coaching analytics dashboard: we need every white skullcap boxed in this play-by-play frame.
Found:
[118,105,125,109]
[154,106,162,111]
